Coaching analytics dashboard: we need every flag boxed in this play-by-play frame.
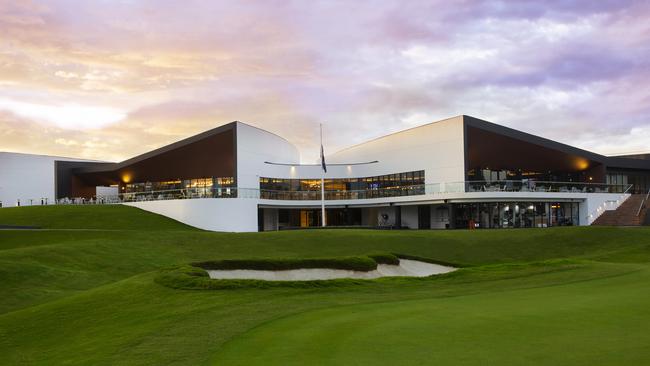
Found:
[320,144,327,173]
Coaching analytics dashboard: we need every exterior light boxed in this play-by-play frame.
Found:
[575,158,589,170]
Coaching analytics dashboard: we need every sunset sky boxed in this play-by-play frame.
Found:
[1,0,649,163]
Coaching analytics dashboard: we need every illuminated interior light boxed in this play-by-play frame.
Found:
[575,158,590,170]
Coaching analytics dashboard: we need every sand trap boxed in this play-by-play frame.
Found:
[206,259,456,281]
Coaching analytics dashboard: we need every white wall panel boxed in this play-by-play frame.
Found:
[327,116,466,183]
[124,198,259,232]
[0,152,95,207]
[235,122,301,189]
[400,205,419,229]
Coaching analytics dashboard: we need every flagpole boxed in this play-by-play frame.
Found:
[320,123,326,227]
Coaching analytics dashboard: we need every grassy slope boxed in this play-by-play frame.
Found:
[213,265,650,366]
[0,205,192,230]
[0,205,649,365]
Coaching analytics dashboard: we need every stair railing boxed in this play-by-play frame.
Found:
[637,188,650,217]
[624,184,634,193]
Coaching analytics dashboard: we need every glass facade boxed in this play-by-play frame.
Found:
[606,170,650,194]
[276,208,363,229]
[122,177,236,197]
[467,168,593,184]
[259,171,425,200]
[452,201,580,229]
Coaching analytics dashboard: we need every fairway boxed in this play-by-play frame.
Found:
[214,264,650,365]
[1,205,650,365]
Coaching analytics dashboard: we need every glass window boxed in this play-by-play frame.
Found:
[259,170,425,200]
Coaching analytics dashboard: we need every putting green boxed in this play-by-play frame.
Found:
[212,264,650,366]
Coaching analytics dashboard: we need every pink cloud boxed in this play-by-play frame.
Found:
[0,0,649,161]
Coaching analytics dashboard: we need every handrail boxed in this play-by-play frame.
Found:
[637,188,650,217]
[3,180,636,208]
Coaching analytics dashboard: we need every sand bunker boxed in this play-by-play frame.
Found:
[206,259,456,281]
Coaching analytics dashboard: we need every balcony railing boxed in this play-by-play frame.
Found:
[462,180,632,194]
[1,181,633,207]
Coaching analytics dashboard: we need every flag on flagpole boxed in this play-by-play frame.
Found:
[320,123,326,227]
[320,123,327,173]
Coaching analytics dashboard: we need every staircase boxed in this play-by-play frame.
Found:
[592,194,646,226]
[642,206,650,226]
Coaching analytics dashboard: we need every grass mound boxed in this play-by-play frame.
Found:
[3,204,650,365]
[0,205,192,230]
[159,253,461,290]
[154,264,374,290]
[368,253,400,265]
[192,255,379,272]
[162,253,411,289]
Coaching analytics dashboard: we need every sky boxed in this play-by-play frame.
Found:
[0,0,649,163]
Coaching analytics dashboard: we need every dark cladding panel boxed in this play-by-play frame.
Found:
[463,115,650,182]
[114,128,235,184]
[465,124,605,182]
[466,126,595,172]
[55,161,115,199]
[68,124,237,198]
[614,153,650,161]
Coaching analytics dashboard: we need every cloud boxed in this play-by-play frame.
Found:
[0,0,649,162]
[0,97,126,129]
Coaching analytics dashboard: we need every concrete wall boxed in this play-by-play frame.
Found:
[374,206,399,227]
[361,207,382,226]
[327,116,466,184]
[124,198,259,232]
[235,122,362,186]
[398,205,451,229]
[0,152,95,207]
[235,122,301,189]
[263,208,279,231]
[400,205,419,229]
[583,192,631,225]
[431,204,451,229]
[242,116,466,188]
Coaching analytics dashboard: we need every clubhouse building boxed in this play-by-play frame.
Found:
[1,115,649,232]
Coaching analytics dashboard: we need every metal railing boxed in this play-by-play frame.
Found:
[259,180,630,200]
[463,180,632,194]
[637,188,650,217]
[1,180,633,208]
[90,187,239,204]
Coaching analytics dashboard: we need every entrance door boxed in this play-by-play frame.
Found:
[418,205,431,229]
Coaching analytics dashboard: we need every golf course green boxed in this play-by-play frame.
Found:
[1,205,649,365]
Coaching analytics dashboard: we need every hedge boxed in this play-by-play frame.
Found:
[367,253,400,265]
[154,265,372,290]
[192,255,378,272]
[156,253,458,290]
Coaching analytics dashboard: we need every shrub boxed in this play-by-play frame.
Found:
[368,253,400,265]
